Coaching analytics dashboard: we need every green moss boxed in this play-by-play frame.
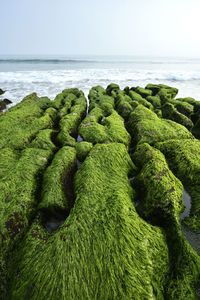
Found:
[75,141,93,161]
[88,85,106,101]
[8,143,170,300]
[29,129,57,152]
[106,83,120,96]
[44,107,58,122]
[62,88,84,98]
[145,84,178,98]
[0,147,52,297]
[39,146,77,214]
[133,143,183,224]
[174,101,194,117]
[146,95,161,109]
[79,108,131,146]
[52,92,65,109]
[127,104,194,145]
[156,139,200,233]
[133,86,153,98]
[129,90,153,110]
[115,93,134,119]
[0,148,19,179]
[162,103,194,131]
[133,143,200,299]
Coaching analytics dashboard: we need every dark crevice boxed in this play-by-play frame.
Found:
[42,211,66,234]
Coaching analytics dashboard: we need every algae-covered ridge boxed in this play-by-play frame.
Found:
[0,84,200,299]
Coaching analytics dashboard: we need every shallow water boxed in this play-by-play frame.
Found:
[44,216,65,233]
[180,189,200,255]
[180,189,192,220]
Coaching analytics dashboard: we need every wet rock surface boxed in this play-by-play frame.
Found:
[0,84,200,299]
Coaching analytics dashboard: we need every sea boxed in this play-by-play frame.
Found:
[0,55,200,106]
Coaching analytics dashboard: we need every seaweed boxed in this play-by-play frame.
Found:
[8,143,170,300]
[39,146,77,214]
[127,104,194,146]
[156,139,200,233]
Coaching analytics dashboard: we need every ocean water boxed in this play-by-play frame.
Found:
[0,55,200,106]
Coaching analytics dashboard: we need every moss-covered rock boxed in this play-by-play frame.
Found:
[129,90,153,110]
[145,83,178,98]
[106,83,120,96]
[0,147,52,297]
[39,146,77,214]
[79,108,131,146]
[133,143,183,224]
[133,86,153,98]
[127,104,194,145]
[0,88,5,95]
[156,139,200,233]
[162,102,194,131]
[146,95,161,109]
[75,141,93,161]
[29,129,57,152]
[133,143,200,299]
[8,143,170,300]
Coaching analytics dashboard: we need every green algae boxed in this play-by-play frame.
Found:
[133,143,183,224]
[145,83,178,98]
[0,147,52,298]
[79,107,131,146]
[0,94,55,150]
[146,95,162,109]
[0,84,200,299]
[133,86,153,98]
[75,141,93,161]
[8,143,170,300]
[115,93,134,119]
[38,146,77,214]
[129,90,153,110]
[56,92,87,147]
[127,104,194,145]
[88,85,106,101]
[29,129,57,152]
[132,143,200,299]
[162,102,193,131]
[106,83,120,96]
[156,139,200,233]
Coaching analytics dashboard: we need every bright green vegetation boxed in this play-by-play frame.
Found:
[39,146,77,214]
[79,106,131,147]
[162,102,194,130]
[127,104,194,145]
[29,129,57,152]
[8,143,170,300]
[128,90,154,110]
[0,93,54,150]
[132,143,200,299]
[156,139,200,233]
[75,141,93,161]
[56,92,87,147]
[0,147,52,298]
[133,143,184,224]
[1,83,200,299]
[145,83,178,98]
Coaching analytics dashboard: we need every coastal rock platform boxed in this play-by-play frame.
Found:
[0,84,200,299]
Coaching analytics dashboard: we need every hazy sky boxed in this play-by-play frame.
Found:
[1,0,200,57]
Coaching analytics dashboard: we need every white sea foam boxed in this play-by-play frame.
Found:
[0,57,200,105]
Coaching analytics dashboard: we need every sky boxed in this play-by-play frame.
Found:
[1,0,200,57]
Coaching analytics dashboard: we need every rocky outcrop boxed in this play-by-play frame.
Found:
[0,84,200,299]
